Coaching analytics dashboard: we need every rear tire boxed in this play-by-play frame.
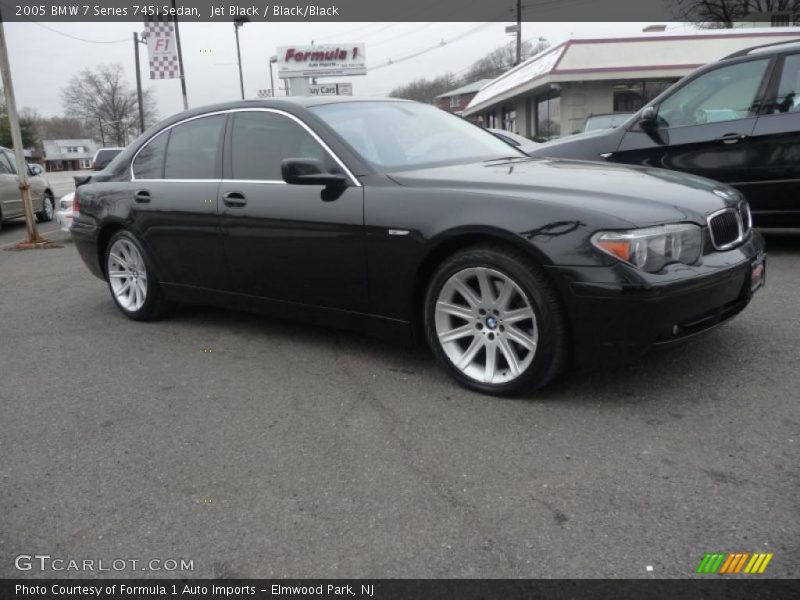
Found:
[104,230,169,321]
[424,245,568,396]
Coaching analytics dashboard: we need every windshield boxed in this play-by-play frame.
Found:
[584,114,630,131]
[311,101,525,170]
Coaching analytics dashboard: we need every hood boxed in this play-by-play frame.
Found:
[388,157,736,227]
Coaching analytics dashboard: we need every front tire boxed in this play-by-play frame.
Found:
[104,230,168,321]
[37,194,54,222]
[424,245,568,396]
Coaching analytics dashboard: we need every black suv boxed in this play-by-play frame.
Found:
[528,39,800,227]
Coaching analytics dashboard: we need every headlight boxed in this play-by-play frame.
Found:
[591,223,702,273]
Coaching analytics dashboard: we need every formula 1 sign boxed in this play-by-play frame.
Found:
[276,43,366,78]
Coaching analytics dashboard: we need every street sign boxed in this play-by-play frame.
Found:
[276,43,366,78]
[257,89,273,98]
[308,82,353,97]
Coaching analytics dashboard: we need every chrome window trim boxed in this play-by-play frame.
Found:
[130,107,361,187]
[130,111,227,182]
[707,207,744,251]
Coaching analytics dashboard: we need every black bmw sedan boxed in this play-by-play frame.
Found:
[72,98,766,395]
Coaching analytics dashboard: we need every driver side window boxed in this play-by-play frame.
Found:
[657,59,769,129]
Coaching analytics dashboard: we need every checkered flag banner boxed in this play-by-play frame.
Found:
[143,17,180,80]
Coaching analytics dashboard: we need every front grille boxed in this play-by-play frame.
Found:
[708,208,743,250]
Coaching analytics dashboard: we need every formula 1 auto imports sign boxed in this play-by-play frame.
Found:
[276,43,366,78]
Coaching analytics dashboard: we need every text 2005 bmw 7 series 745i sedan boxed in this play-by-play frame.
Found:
[72,98,766,395]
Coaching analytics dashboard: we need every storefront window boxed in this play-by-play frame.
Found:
[502,107,517,132]
[535,92,560,140]
[613,80,677,112]
[485,112,497,128]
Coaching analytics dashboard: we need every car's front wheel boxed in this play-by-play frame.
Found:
[104,230,168,321]
[36,193,54,222]
[424,245,568,396]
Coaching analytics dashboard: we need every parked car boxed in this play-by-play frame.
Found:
[91,147,124,171]
[487,128,540,154]
[528,39,800,227]
[71,98,765,395]
[0,147,55,230]
[583,112,634,132]
[56,191,75,232]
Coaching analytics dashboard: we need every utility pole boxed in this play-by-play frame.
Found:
[0,10,45,244]
[133,32,145,134]
[233,17,249,100]
[516,0,522,66]
[171,0,188,110]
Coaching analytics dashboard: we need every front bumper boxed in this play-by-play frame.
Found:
[547,230,767,367]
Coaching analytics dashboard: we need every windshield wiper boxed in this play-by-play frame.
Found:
[483,156,532,163]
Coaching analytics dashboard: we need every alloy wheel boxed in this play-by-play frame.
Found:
[434,267,538,385]
[44,196,54,220]
[107,238,148,312]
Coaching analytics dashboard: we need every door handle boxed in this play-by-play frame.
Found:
[134,190,151,203]
[715,133,747,145]
[223,191,247,208]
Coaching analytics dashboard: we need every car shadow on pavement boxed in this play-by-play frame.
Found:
[759,228,800,253]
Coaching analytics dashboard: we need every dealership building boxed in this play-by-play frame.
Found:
[463,28,800,139]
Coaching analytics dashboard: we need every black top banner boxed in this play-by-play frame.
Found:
[0,0,725,22]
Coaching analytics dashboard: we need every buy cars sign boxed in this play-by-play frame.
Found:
[276,43,366,78]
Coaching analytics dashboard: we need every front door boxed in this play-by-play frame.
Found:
[613,57,773,188]
[218,109,367,312]
[745,52,800,224]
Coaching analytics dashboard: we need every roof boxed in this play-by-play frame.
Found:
[464,27,800,116]
[436,79,492,99]
[42,138,97,160]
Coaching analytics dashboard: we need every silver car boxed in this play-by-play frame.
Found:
[0,147,55,230]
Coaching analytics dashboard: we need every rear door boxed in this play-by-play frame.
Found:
[130,113,229,290]
[614,57,772,185]
[218,109,367,311]
[745,52,800,224]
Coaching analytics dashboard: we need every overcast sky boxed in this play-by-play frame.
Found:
[5,21,683,119]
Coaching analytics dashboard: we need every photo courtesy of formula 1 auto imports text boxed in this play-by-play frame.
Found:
[0,1,798,599]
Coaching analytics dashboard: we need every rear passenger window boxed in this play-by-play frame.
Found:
[164,115,225,179]
[772,54,800,114]
[132,132,168,179]
[230,111,333,181]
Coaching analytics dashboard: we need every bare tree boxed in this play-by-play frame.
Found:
[61,64,157,147]
[34,115,91,141]
[388,38,551,103]
[461,38,549,83]
[389,73,457,104]
[674,0,799,27]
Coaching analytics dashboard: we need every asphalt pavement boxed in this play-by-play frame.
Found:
[0,228,798,579]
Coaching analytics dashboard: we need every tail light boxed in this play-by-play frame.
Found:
[72,190,81,217]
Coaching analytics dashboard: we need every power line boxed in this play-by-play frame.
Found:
[369,22,497,72]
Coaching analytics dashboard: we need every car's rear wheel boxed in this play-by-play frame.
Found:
[424,245,568,396]
[36,193,54,223]
[105,230,168,321]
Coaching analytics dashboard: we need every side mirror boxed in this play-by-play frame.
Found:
[639,105,658,130]
[281,158,348,187]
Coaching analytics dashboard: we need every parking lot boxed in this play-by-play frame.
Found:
[0,219,798,578]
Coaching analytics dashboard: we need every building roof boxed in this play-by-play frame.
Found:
[464,27,800,115]
[42,139,97,161]
[436,79,493,99]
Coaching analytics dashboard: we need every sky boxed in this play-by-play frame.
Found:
[3,21,689,119]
